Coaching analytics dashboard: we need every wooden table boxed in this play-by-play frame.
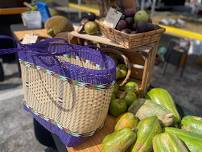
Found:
[11,26,49,40]
[0,7,27,15]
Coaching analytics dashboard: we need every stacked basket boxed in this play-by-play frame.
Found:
[97,21,165,49]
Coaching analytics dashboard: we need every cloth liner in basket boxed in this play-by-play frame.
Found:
[0,36,116,147]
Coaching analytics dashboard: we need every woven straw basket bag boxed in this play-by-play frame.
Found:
[0,36,116,146]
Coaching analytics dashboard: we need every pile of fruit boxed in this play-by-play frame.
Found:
[103,87,202,152]
[78,13,99,35]
[115,9,159,34]
[109,57,138,117]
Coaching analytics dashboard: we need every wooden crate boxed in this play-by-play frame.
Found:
[68,31,159,95]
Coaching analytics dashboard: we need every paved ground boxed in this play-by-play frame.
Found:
[0,61,202,152]
[151,63,202,116]
[0,63,46,152]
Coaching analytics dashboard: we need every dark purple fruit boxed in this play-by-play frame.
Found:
[136,22,155,33]
[136,22,147,33]
[120,14,126,20]
[125,17,134,26]
[116,20,128,31]
[124,8,135,17]
[121,28,131,34]
[84,12,96,21]
[131,31,137,34]
[131,24,137,31]
[146,23,155,31]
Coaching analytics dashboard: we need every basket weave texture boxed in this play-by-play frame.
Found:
[97,21,165,48]
[17,39,116,135]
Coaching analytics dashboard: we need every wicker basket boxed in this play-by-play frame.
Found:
[97,21,165,48]
[0,37,116,146]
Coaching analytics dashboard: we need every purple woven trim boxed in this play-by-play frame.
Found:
[17,39,116,85]
[24,105,88,147]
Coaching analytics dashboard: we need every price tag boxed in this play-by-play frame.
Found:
[21,34,38,44]
[103,7,122,28]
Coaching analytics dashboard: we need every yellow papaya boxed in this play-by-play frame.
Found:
[114,112,139,131]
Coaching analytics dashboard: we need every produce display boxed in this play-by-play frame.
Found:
[102,81,202,152]
[78,13,99,35]
[114,9,158,34]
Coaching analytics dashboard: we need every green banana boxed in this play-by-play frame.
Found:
[102,128,136,152]
[153,132,188,152]
[146,88,180,123]
[165,127,202,152]
[131,116,162,152]
[182,115,202,136]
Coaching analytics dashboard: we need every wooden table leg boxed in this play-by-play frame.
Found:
[179,52,188,77]
[140,48,153,95]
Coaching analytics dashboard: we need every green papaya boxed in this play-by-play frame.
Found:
[115,112,139,131]
[131,116,162,152]
[102,128,136,152]
[182,115,202,136]
[128,98,146,114]
[165,127,202,152]
[146,88,180,123]
[153,132,188,152]
[135,100,174,126]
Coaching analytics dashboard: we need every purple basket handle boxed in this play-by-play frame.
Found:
[0,36,69,56]
[86,45,110,69]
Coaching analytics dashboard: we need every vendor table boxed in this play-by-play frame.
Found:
[11,25,49,40]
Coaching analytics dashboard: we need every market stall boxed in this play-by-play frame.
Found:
[5,1,202,152]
